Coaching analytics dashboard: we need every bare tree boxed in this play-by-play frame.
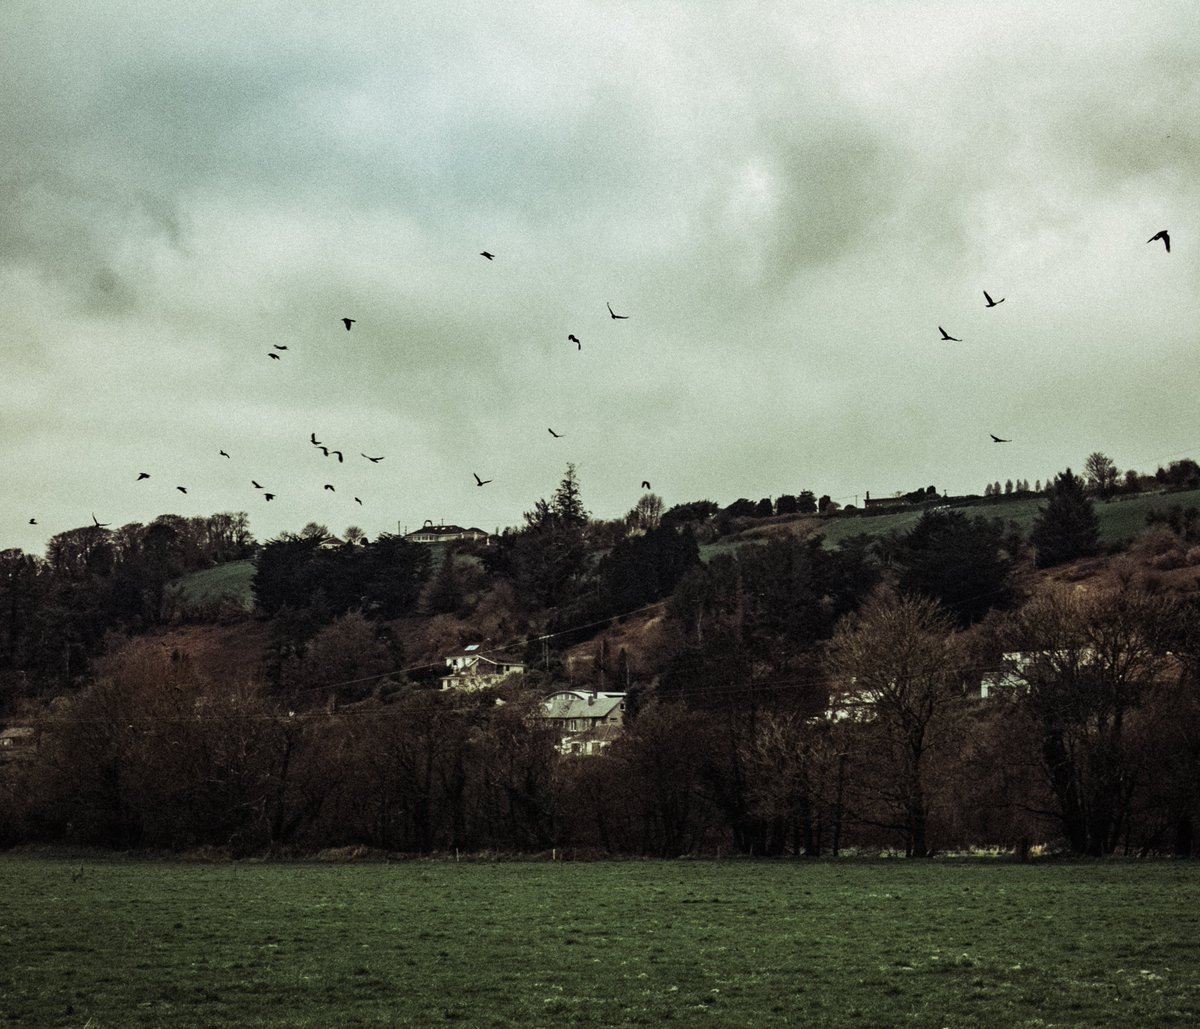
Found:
[1004,587,1173,855]
[627,492,665,533]
[824,591,970,857]
[1084,452,1119,499]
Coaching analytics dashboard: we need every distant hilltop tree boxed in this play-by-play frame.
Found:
[1156,459,1200,491]
[1084,452,1120,499]
[1030,468,1100,568]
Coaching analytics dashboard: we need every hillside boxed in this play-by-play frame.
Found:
[699,488,1200,557]
[166,559,255,614]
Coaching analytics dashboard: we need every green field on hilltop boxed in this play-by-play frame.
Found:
[167,559,256,612]
[700,489,1200,560]
[2,857,1197,1028]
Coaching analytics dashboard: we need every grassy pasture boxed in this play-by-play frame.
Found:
[167,559,256,612]
[699,488,1200,560]
[1,858,1198,1027]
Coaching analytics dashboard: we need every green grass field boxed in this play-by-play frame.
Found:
[167,560,256,613]
[2,857,1197,1027]
[699,489,1200,560]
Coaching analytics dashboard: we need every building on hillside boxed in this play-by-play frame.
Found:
[317,535,360,549]
[0,726,35,762]
[404,521,490,545]
[542,689,626,755]
[440,644,525,691]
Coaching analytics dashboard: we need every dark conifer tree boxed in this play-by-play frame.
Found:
[1030,468,1100,568]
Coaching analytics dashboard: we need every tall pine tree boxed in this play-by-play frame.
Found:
[1030,468,1100,568]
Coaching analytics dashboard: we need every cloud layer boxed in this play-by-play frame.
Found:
[3,2,1199,551]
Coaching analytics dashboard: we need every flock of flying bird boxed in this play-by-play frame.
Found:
[935,228,1172,447]
[26,250,640,534]
[22,229,1172,534]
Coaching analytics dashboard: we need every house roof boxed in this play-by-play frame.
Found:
[542,691,626,720]
[406,524,489,537]
[0,726,34,742]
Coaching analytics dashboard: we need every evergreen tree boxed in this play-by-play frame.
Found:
[1030,468,1100,568]
[896,510,1017,627]
[426,549,463,615]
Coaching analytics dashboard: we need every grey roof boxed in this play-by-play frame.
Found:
[542,691,625,720]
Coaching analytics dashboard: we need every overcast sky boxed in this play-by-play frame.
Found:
[3,1,1198,554]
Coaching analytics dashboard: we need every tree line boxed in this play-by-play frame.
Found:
[2,461,1200,857]
[4,579,1199,859]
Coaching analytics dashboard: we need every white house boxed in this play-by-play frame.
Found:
[404,522,490,545]
[542,690,627,755]
[439,644,525,691]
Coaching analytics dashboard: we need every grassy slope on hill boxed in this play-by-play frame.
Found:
[167,559,256,612]
[701,489,1200,559]
[2,857,1197,1028]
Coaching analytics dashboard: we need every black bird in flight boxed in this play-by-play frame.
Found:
[1147,230,1170,252]
[92,513,109,528]
[137,472,150,481]
[219,449,230,458]
[264,493,275,501]
[331,450,343,463]
[342,318,355,331]
[983,291,1005,307]
[641,481,652,490]
[28,518,36,525]
[273,345,288,351]
[324,484,335,492]
[938,327,961,341]
[480,251,494,260]
[252,480,263,489]
[548,428,563,438]
[269,352,281,360]
[607,301,629,320]
[176,486,188,494]
[474,473,493,486]
[361,453,384,463]
[990,434,1012,443]
[354,497,362,505]
[311,433,321,446]
[568,334,580,350]
[318,445,330,456]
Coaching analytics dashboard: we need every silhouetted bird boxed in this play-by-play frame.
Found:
[264,493,275,501]
[355,497,362,505]
[480,251,494,260]
[983,291,1005,307]
[474,473,493,486]
[939,327,961,341]
[324,484,335,492]
[273,345,288,351]
[362,453,384,463]
[176,486,188,494]
[607,301,629,320]
[990,434,1012,443]
[331,450,343,463]
[548,428,563,438]
[269,352,281,360]
[641,481,651,490]
[318,445,330,456]
[1148,230,1170,252]
[342,318,355,331]
[137,472,150,481]
[219,449,230,458]
[92,513,109,528]
[28,518,36,525]
[568,334,580,350]
[311,433,321,446]
[252,480,263,489]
